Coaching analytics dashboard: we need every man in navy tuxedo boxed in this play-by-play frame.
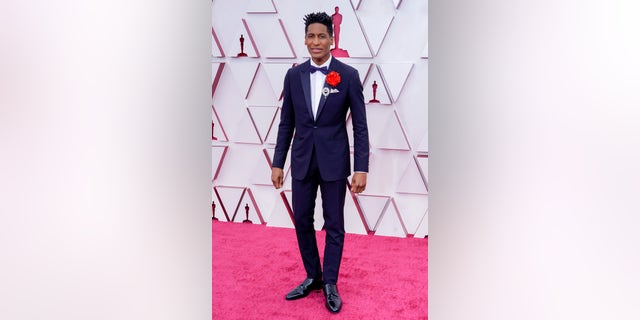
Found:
[271,11,369,314]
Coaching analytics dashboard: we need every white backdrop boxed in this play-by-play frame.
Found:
[211,0,428,237]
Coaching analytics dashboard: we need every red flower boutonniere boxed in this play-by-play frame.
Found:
[326,71,341,87]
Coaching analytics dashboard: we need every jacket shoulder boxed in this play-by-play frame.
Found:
[331,58,358,76]
[290,61,309,73]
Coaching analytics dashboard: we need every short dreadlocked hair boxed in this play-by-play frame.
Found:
[303,12,333,37]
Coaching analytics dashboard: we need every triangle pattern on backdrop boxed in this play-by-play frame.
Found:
[249,185,279,223]
[246,0,277,13]
[364,104,393,148]
[392,0,403,9]
[416,132,428,153]
[249,148,275,186]
[211,27,225,57]
[233,188,264,224]
[413,209,428,238]
[211,188,227,221]
[267,191,294,228]
[211,63,225,97]
[374,198,408,238]
[247,64,281,105]
[363,66,392,104]
[355,194,390,231]
[211,105,229,142]
[247,106,278,143]
[394,193,429,235]
[264,108,281,145]
[374,110,411,150]
[245,17,295,58]
[263,147,274,165]
[226,62,259,99]
[395,156,428,194]
[263,147,291,178]
[214,186,246,222]
[263,147,292,191]
[211,145,228,181]
[261,63,294,101]
[212,67,251,143]
[231,108,263,145]
[416,155,428,191]
[357,0,396,56]
[350,0,362,10]
[378,63,413,102]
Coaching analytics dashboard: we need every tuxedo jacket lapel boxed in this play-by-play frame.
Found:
[316,84,328,120]
[299,66,313,121]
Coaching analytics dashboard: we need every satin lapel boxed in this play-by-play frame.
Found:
[316,84,328,120]
[299,67,313,121]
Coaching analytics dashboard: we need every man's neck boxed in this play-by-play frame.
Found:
[312,55,331,66]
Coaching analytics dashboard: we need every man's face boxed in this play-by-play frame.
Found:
[305,23,333,64]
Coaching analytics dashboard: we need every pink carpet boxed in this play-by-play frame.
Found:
[212,220,428,319]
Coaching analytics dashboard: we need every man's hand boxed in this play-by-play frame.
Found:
[271,167,284,189]
[350,172,367,193]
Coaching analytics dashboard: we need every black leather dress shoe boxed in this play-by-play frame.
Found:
[285,278,323,300]
[323,284,342,313]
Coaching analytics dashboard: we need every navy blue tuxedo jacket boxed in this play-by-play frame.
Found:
[273,57,369,181]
